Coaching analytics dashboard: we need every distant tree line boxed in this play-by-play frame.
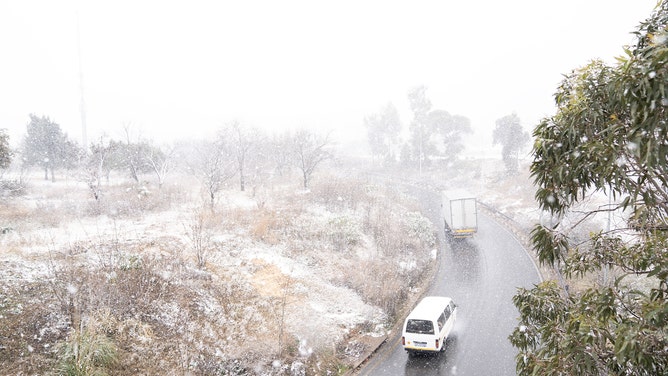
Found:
[1,114,333,208]
[364,86,530,173]
[3,87,534,187]
[363,86,474,170]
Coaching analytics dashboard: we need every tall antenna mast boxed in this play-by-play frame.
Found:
[76,11,88,149]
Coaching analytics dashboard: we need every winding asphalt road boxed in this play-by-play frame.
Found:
[357,185,541,376]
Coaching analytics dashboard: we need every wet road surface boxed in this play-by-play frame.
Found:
[357,186,540,376]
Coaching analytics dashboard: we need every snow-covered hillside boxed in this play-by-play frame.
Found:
[0,171,437,375]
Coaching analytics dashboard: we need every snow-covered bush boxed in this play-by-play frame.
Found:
[326,214,362,252]
[55,312,119,376]
[402,211,436,247]
[0,169,437,375]
[0,178,25,197]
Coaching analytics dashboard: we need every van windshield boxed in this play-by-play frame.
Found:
[406,319,434,334]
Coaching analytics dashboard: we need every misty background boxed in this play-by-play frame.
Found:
[0,0,657,157]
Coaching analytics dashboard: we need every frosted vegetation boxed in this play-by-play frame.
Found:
[4,3,667,372]
[0,71,510,376]
[0,167,437,375]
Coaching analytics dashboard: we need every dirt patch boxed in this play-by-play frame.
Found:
[250,258,294,298]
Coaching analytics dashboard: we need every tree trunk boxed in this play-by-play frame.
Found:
[129,163,139,183]
[240,170,245,191]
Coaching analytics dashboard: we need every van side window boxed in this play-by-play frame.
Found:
[406,319,435,334]
[443,305,451,321]
[437,312,446,330]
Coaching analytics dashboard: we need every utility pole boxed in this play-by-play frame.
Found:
[76,11,88,149]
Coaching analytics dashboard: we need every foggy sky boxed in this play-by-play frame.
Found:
[0,0,658,156]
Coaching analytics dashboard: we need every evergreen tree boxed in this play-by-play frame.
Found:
[22,114,81,181]
[510,3,668,374]
[364,102,402,165]
[493,113,530,174]
[0,129,12,170]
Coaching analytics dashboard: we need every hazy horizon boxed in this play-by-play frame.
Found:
[0,0,658,152]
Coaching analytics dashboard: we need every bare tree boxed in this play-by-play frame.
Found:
[222,121,264,192]
[184,206,213,268]
[82,136,113,201]
[122,124,142,183]
[269,132,293,177]
[189,138,236,210]
[244,132,272,197]
[290,129,333,189]
[143,142,174,189]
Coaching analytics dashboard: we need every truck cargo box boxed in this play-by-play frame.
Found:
[441,191,477,238]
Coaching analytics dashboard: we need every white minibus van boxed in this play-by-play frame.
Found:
[401,296,457,354]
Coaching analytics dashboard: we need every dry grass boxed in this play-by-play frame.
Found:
[0,171,435,375]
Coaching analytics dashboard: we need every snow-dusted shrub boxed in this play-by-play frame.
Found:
[84,181,185,218]
[55,312,119,376]
[39,245,285,374]
[184,206,216,268]
[327,214,362,252]
[308,175,367,211]
[402,211,436,247]
[290,360,306,376]
[0,178,26,197]
[0,201,31,232]
[2,170,440,375]
[337,258,408,320]
[322,184,435,322]
[250,208,289,244]
[33,200,73,227]
[300,343,353,376]
[0,281,69,374]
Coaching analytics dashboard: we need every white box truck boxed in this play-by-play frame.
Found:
[441,191,478,238]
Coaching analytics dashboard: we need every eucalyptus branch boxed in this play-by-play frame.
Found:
[565,205,622,233]
[612,287,642,321]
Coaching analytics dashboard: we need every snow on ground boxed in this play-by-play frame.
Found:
[2,159,646,374]
[2,171,418,373]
